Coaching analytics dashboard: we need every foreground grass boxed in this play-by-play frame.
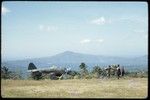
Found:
[1,78,148,98]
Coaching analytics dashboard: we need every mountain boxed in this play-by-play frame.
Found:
[2,51,148,78]
[28,51,148,67]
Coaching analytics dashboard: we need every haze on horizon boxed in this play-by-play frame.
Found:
[2,2,148,61]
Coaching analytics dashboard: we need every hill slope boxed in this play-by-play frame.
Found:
[2,51,148,73]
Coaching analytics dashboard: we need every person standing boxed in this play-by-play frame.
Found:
[117,64,121,79]
[121,66,125,77]
[108,65,111,78]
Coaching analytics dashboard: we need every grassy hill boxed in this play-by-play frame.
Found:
[1,78,148,98]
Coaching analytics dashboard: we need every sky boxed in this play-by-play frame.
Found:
[1,1,148,61]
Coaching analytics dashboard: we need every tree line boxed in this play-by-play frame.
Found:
[1,62,148,80]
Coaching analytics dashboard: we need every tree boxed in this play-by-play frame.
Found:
[92,66,102,78]
[1,66,11,79]
[79,62,89,78]
[101,68,107,78]
[1,66,22,80]
[79,63,86,70]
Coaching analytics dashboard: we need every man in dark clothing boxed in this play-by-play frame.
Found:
[108,65,111,78]
[117,65,121,79]
[121,66,125,77]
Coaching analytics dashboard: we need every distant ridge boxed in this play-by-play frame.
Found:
[2,51,148,71]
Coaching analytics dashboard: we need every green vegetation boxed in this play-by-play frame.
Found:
[1,66,22,80]
[79,62,89,79]
[125,70,148,78]
[91,66,103,78]
[1,63,148,80]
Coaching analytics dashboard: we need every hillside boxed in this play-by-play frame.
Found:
[2,51,148,77]
[1,78,148,98]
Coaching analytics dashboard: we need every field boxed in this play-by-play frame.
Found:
[1,78,148,98]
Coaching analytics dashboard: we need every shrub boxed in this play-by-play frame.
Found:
[1,66,23,80]
[73,75,81,79]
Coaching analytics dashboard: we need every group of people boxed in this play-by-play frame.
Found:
[106,64,125,79]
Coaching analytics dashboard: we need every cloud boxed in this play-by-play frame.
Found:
[133,30,148,38]
[91,17,106,25]
[39,25,58,32]
[80,39,91,44]
[134,30,145,33]
[91,17,112,25]
[119,16,147,23]
[96,39,104,43]
[2,6,10,15]
[80,38,104,44]
[47,26,58,32]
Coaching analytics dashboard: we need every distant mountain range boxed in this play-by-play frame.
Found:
[2,51,148,76]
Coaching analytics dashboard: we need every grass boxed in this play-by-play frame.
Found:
[1,77,148,98]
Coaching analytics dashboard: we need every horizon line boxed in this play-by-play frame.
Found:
[2,50,147,62]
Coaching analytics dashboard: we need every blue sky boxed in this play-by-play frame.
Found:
[2,1,148,61]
